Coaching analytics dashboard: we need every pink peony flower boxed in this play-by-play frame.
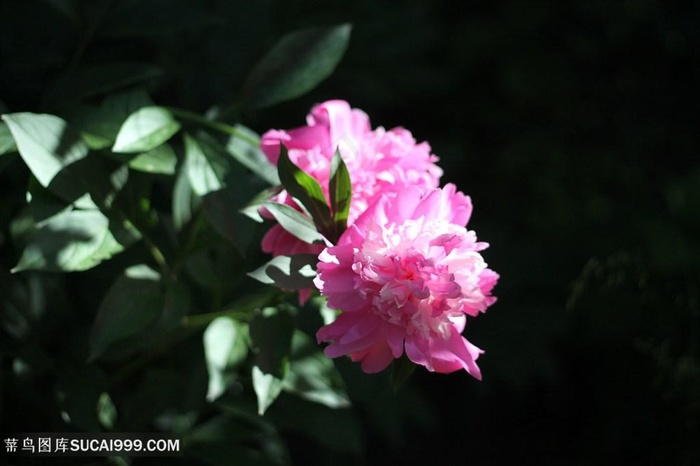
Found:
[314,184,498,377]
[260,100,443,257]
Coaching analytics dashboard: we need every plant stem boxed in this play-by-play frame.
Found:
[166,107,259,145]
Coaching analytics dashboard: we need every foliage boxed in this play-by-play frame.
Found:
[0,4,359,464]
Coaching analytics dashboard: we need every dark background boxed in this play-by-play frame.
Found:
[1,0,699,465]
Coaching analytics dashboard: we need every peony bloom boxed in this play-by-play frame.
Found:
[314,184,498,378]
[260,100,443,257]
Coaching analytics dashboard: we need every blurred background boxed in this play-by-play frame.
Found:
[1,0,699,464]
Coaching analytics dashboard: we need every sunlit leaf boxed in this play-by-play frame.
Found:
[71,88,154,150]
[248,254,317,290]
[12,209,140,273]
[3,113,88,187]
[204,317,249,401]
[328,148,352,241]
[172,163,201,230]
[128,143,177,174]
[252,366,285,416]
[241,24,352,109]
[112,106,180,153]
[277,146,333,238]
[183,133,227,196]
[97,392,118,430]
[262,202,323,245]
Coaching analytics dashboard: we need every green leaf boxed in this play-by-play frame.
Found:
[248,254,317,290]
[241,24,352,109]
[3,113,89,187]
[203,317,249,401]
[328,148,352,241]
[183,133,227,196]
[71,88,154,150]
[44,62,162,106]
[12,209,140,273]
[172,162,201,230]
[262,202,323,244]
[112,106,181,153]
[283,331,350,408]
[88,265,162,361]
[56,366,109,432]
[128,143,177,174]
[183,132,266,252]
[277,145,333,238]
[252,366,285,416]
[391,355,416,391]
[266,395,362,453]
[41,154,129,209]
[97,392,118,430]
[249,306,295,415]
[0,121,17,155]
[239,185,283,223]
[225,124,279,185]
[249,306,295,377]
[185,412,288,465]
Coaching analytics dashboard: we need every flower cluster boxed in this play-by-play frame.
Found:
[260,100,498,378]
[260,100,442,257]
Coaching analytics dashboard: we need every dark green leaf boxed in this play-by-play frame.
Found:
[241,24,352,109]
[391,355,416,391]
[185,412,288,465]
[248,254,317,290]
[128,142,177,174]
[328,148,352,241]
[249,306,295,414]
[283,331,350,408]
[88,265,162,361]
[0,121,17,155]
[12,209,140,273]
[44,62,162,106]
[263,202,323,244]
[3,113,89,187]
[225,124,279,185]
[56,366,109,432]
[267,395,362,453]
[100,0,222,37]
[277,145,333,238]
[249,306,295,377]
[113,106,181,153]
[44,0,80,23]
